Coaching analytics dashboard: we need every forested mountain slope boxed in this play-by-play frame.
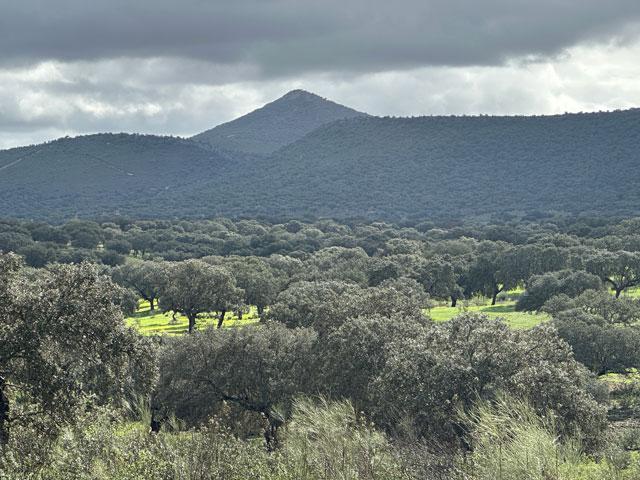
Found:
[191,89,368,154]
[245,109,640,220]
[0,133,248,221]
[1,96,639,222]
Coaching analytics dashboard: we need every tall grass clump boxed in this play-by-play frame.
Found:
[283,396,408,480]
[461,395,583,479]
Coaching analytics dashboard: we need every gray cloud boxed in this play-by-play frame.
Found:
[2,0,640,75]
[1,1,640,150]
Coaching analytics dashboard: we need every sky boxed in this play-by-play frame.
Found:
[1,0,640,150]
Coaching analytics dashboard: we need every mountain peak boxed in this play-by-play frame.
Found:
[278,89,326,101]
[191,90,368,155]
[281,89,316,97]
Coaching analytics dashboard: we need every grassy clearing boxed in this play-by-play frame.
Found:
[125,300,259,335]
[428,300,550,329]
[126,297,549,335]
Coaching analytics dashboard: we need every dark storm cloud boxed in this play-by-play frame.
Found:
[2,0,640,74]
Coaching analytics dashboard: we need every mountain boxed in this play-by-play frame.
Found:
[190,89,368,154]
[1,92,639,223]
[0,133,249,221]
[244,110,640,220]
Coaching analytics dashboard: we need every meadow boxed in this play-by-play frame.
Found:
[125,300,260,335]
[428,301,550,328]
[126,295,551,335]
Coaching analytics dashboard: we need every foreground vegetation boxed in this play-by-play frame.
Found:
[3,215,640,478]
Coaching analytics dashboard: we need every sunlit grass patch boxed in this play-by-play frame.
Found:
[125,300,260,335]
[427,301,550,329]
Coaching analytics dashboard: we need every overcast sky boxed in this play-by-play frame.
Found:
[2,0,640,149]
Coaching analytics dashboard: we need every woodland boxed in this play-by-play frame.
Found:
[3,215,640,478]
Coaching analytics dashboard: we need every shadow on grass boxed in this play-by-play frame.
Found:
[478,305,516,314]
[131,308,166,319]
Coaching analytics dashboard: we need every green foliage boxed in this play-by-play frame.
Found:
[585,250,640,297]
[545,290,640,375]
[516,270,603,312]
[373,314,606,446]
[157,259,243,332]
[154,322,318,435]
[266,278,429,334]
[0,256,156,445]
[112,261,166,310]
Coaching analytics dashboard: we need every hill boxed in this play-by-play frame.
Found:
[0,133,249,221]
[244,110,640,220]
[1,93,639,222]
[190,89,368,154]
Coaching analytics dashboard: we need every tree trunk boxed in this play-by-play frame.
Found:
[0,376,9,447]
[491,288,499,306]
[149,297,155,311]
[263,412,282,452]
[257,305,264,315]
[217,309,226,329]
[188,313,196,334]
[615,288,623,298]
[451,296,457,308]
[236,310,243,320]
[150,412,162,433]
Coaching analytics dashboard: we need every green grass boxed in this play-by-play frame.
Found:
[127,296,550,335]
[427,301,550,329]
[125,300,260,335]
[618,285,640,298]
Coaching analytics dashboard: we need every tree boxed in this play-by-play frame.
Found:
[267,278,429,335]
[553,312,640,375]
[307,246,370,286]
[502,244,569,286]
[585,250,640,297]
[63,220,103,249]
[154,322,317,449]
[19,243,57,268]
[464,241,520,305]
[543,290,640,375]
[0,231,32,253]
[515,270,602,312]
[373,314,606,445]
[104,238,132,255]
[112,261,165,311]
[266,281,362,333]
[319,313,429,412]
[544,289,640,325]
[415,255,463,304]
[0,255,154,445]
[157,260,243,333]
[128,231,157,257]
[204,256,281,316]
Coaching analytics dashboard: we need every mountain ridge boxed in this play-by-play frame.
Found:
[1,93,639,222]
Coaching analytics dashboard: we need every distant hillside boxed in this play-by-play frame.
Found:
[1,93,639,223]
[0,133,248,221]
[244,110,640,220]
[191,90,368,154]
